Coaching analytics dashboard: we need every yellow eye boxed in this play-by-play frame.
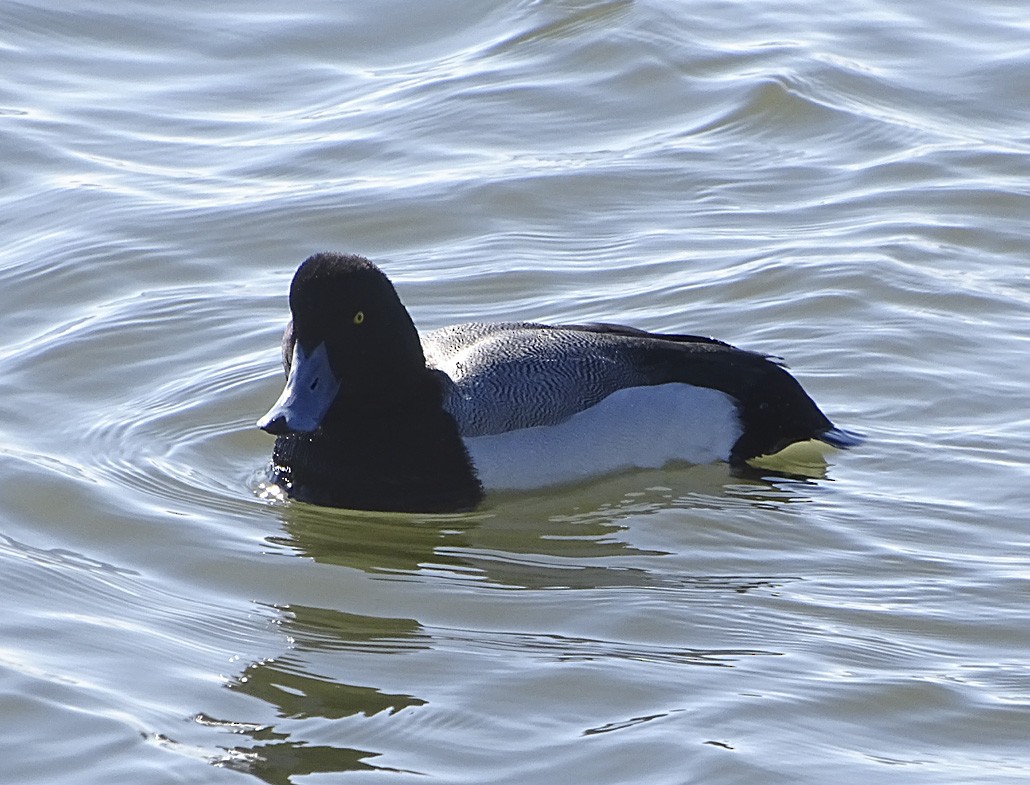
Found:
[353,310,365,325]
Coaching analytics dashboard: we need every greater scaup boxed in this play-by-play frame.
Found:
[258,252,856,512]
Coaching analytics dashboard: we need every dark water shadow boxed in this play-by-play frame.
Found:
[201,605,430,782]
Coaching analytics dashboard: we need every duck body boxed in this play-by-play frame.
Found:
[258,252,855,512]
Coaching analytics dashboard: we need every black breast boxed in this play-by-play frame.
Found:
[269,396,483,513]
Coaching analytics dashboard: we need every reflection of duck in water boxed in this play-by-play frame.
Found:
[214,603,427,780]
[258,252,857,512]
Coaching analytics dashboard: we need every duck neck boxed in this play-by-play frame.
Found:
[272,369,483,512]
[320,365,443,425]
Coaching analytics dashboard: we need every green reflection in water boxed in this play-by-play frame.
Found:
[204,604,429,783]
[267,501,480,574]
[228,655,426,720]
[269,603,431,655]
[210,467,811,782]
[217,739,383,785]
[267,464,812,591]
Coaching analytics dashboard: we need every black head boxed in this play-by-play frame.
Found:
[258,252,429,435]
[290,252,423,369]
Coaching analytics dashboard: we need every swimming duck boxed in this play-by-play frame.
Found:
[258,252,855,512]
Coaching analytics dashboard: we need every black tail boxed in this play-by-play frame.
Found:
[816,427,864,450]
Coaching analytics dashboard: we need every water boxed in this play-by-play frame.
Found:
[1,0,1028,782]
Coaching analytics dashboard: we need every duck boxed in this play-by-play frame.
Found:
[257,252,857,512]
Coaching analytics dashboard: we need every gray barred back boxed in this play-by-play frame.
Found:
[424,322,655,437]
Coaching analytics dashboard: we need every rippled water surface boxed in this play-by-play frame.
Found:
[2,1,1029,783]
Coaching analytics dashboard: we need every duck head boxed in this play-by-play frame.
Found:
[257,252,426,435]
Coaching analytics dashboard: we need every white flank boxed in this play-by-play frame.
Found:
[463,383,741,491]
